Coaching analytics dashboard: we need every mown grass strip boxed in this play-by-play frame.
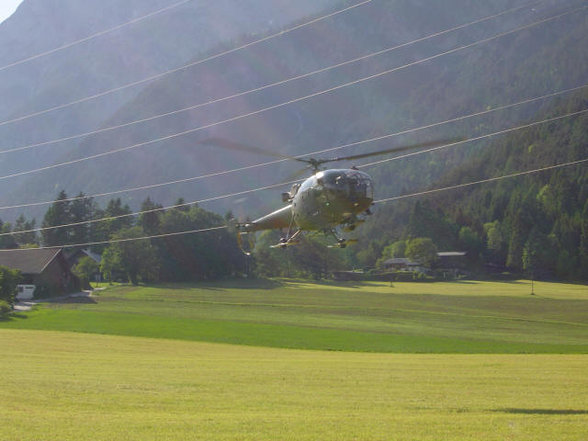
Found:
[1,329,587,441]
[4,308,586,353]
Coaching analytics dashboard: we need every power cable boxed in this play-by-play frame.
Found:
[373,158,588,205]
[1,5,582,182]
[0,0,373,128]
[2,107,585,238]
[2,158,584,252]
[0,0,539,155]
[2,179,300,238]
[358,108,588,169]
[0,225,228,252]
[0,84,584,212]
[0,0,195,73]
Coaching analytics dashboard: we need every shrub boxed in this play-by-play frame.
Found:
[0,300,11,319]
[0,266,21,305]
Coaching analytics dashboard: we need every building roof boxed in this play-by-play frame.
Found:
[0,248,62,274]
[383,258,410,265]
[437,251,467,257]
[383,258,420,266]
[66,248,101,264]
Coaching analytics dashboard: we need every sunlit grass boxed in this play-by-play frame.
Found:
[3,279,587,353]
[1,329,586,441]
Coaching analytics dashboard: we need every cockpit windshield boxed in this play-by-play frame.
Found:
[318,170,373,200]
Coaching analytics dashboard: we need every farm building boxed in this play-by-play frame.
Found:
[382,258,427,273]
[0,248,80,298]
[436,251,469,278]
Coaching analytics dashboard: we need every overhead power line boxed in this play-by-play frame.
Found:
[2,107,585,238]
[0,225,228,252]
[0,0,538,155]
[0,0,373,128]
[358,108,588,169]
[0,84,585,212]
[1,5,583,183]
[2,158,585,252]
[373,158,588,205]
[0,0,195,73]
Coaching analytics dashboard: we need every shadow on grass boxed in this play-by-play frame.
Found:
[46,296,97,305]
[493,408,588,415]
[1,312,29,322]
[281,278,367,289]
[153,278,286,291]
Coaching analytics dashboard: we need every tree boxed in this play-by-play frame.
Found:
[458,226,483,264]
[484,220,506,264]
[406,238,438,267]
[100,247,122,283]
[13,215,38,246]
[155,203,242,281]
[375,240,406,268]
[91,198,134,251]
[42,190,71,246]
[69,193,95,246]
[522,227,554,279]
[354,239,384,268]
[108,227,160,285]
[407,201,458,250]
[581,200,588,280]
[138,197,163,235]
[72,256,99,288]
[0,266,21,306]
[0,220,17,249]
[506,209,527,271]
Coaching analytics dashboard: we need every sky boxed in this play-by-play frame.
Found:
[0,0,24,23]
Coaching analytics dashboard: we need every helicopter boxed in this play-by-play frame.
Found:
[201,137,456,254]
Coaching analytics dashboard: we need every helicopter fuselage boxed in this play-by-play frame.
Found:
[240,169,374,233]
[292,168,373,230]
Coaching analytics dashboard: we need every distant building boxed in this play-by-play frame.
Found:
[0,248,79,297]
[436,251,468,277]
[382,258,427,273]
[332,270,365,281]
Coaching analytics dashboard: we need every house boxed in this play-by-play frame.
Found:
[436,251,467,267]
[0,248,80,298]
[332,270,365,281]
[436,251,468,278]
[382,258,427,273]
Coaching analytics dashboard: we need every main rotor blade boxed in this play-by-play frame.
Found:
[200,137,306,163]
[321,138,464,164]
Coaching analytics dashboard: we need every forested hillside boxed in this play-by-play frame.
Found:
[1,0,585,220]
[356,89,587,280]
[0,0,586,282]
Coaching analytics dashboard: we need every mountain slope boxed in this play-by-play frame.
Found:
[0,0,586,229]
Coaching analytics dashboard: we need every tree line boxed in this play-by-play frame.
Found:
[0,193,245,285]
[1,92,586,283]
[350,91,588,281]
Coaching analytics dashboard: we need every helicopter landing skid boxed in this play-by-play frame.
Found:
[327,229,358,248]
[327,238,358,249]
[271,229,302,249]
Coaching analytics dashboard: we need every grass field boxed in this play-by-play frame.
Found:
[1,329,587,440]
[2,279,587,353]
[1,279,587,439]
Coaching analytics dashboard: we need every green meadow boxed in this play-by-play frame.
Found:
[1,279,587,440]
[2,279,587,353]
[1,330,587,440]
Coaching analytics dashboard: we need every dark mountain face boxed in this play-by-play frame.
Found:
[0,0,338,217]
[0,0,586,223]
